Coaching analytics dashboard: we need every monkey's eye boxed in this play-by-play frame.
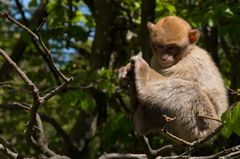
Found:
[152,44,164,51]
[167,44,178,53]
[156,44,164,50]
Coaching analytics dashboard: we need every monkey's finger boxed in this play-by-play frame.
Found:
[130,55,141,69]
[119,64,132,80]
[118,67,128,80]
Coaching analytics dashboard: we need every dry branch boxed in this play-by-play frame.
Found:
[0,143,19,159]
[0,103,79,157]
[0,12,39,40]
[99,144,240,159]
[0,12,70,83]
[0,12,73,158]
[0,137,19,159]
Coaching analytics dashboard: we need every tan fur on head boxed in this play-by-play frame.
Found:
[148,16,199,46]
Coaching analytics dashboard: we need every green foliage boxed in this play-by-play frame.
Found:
[222,103,240,138]
[94,68,118,97]
[101,113,133,151]
[156,0,176,18]
[46,0,68,27]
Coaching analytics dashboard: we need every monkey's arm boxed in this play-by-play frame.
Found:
[119,56,164,85]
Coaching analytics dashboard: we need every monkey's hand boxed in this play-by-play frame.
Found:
[119,63,132,81]
[119,56,150,89]
[130,56,149,85]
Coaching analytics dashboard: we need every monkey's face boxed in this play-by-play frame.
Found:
[147,16,200,68]
[151,42,181,68]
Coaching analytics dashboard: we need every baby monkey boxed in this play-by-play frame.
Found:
[119,16,228,142]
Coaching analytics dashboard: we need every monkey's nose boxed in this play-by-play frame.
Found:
[161,54,168,61]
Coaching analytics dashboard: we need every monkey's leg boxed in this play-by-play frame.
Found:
[140,78,219,141]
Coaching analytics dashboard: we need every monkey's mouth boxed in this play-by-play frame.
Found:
[158,59,174,68]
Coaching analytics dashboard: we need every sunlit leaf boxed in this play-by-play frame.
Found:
[221,103,240,138]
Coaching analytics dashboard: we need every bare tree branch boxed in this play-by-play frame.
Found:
[0,12,39,40]
[99,144,240,159]
[0,102,78,157]
[0,48,40,93]
[195,114,222,123]
[0,143,19,159]
[0,12,73,158]
[0,1,47,81]
[227,87,240,96]
[0,136,27,159]
[15,0,29,26]
[137,135,174,159]
[0,12,71,83]
[42,78,73,102]
[39,113,79,153]
[99,153,147,159]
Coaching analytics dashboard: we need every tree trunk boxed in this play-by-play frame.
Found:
[91,0,115,69]
[140,0,156,62]
[203,26,219,67]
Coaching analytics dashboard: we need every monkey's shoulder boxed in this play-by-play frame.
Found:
[177,46,218,72]
[161,46,222,84]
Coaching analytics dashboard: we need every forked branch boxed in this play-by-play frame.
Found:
[0,12,73,158]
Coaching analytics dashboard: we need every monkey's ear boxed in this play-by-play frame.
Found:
[147,22,155,33]
[188,29,200,44]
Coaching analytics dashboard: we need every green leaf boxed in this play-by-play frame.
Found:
[221,103,240,138]
[221,125,232,138]
[164,3,176,13]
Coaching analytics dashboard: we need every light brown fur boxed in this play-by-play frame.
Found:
[119,16,228,142]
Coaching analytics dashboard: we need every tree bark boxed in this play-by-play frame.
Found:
[91,0,115,69]
[140,0,156,62]
[203,26,219,67]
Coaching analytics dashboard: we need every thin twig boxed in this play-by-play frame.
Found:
[0,12,71,82]
[164,124,223,147]
[226,87,240,96]
[0,136,24,159]
[15,0,29,26]
[162,113,223,147]
[0,103,76,157]
[0,47,71,158]
[137,134,174,159]
[12,102,30,110]
[0,48,40,96]
[0,143,19,159]
[0,49,42,153]
[0,12,39,40]
[36,17,46,32]
[36,20,70,82]
[196,113,222,123]
[42,77,73,102]
[0,8,73,159]
[36,114,57,157]
[98,153,147,159]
